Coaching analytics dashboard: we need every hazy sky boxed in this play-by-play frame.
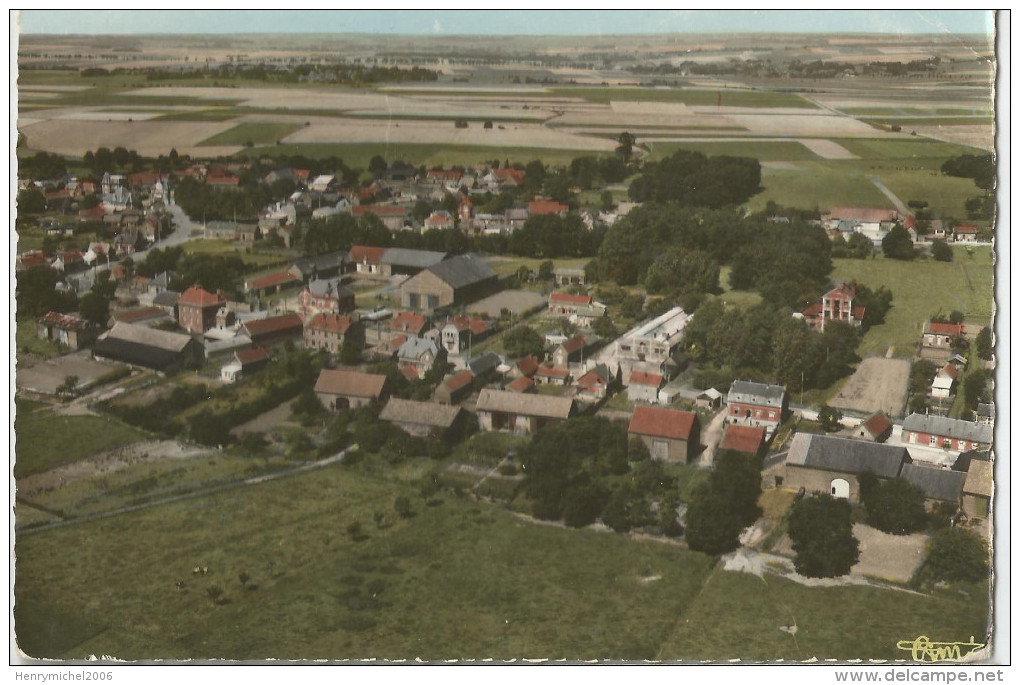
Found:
[17,10,995,36]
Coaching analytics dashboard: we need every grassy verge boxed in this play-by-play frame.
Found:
[16,317,63,358]
[832,247,994,358]
[657,571,989,661]
[645,140,820,162]
[14,406,149,477]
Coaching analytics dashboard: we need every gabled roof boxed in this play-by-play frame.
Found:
[786,433,909,478]
[628,405,697,441]
[900,463,967,503]
[314,368,387,398]
[528,198,569,215]
[938,363,959,380]
[963,459,993,498]
[425,253,496,290]
[381,247,447,269]
[954,223,980,234]
[391,311,427,334]
[443,369,475,392]
[697,388,723,401]
[37,311,93,331]
[114,306,167,323]
[447,315,487,335]
[468,351,501,377]
[397,336,438,360]
[720,424,766,454]
[152,290,179,308]
[924,320,966,336]
[242,313,303,338]
[101,320,193,352]
[179,286,225,308]
[559,334,586,355]
[535,364,569,379]
[550,292,592,306]
[517,355,540,377]
[307,278,354,299]
[577,364,610,390]
[350,244,388,264]
[902,414,993,444]
[629,370,663,387]
[861,411,893,438]
[235,346,270,366]
[475,388,574,419]
[493,167,525,185]
[380,398,462,429]
[306,312,355,334]
[291,251,349,275]
[827,206,899,223]
[508,375,536,393]
[727,380,786,407]
[249,270,301,290]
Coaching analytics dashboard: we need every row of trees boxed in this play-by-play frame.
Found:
[628,150,762,208]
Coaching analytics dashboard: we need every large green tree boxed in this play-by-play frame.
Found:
[787,494,860,578]
[922,527,990,584]
[861,477,928,535]
[882,225,916,260]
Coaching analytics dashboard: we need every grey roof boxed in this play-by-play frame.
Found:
[151,271,178,289]
[976,402,995,420]
[426,253,496,290]
[475,388,574,420]
[102,321,193,352]
[786,433,910,479]
[379,398,462,429]
[397,336,438,360]
[381,247,448,269]
[308,278,354,298]
[292,251,349,276]
[900,463,967,502]
[152,290,179,307]
[902,413,993,444]
[468,351,501,376]
[727,380,786,408]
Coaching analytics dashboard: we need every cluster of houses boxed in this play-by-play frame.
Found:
[822,205,987,247]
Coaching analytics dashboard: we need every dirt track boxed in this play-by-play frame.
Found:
[830,357,910,417]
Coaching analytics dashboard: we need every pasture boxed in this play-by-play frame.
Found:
[549,86,817,108]
[198,122,304,146]
[14,403,149,477]
[832,246,995,358]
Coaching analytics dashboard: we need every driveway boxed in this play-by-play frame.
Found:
[697,408,728,467]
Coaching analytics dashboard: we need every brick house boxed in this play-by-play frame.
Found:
[314,368,388,411]
[627,370,663,404]
[853,411,893,443]
[349,245,389,277]
[628,405,701,463]
[440,315,488,355]
[725,380,787,432]
[801,282,867,331]
[391,311,428,337]
[902,414,993,452]
[303,313,360,354]
[240,313,304,347]
[298,279,356,318]
[953,223,980,242]
[548,292,592,316]
[434,369,475,405]
[475,389,574,435]
[922,320,966,349]
[396,337,440,380]
[245,270,301,297]
[552,334,586,369]
[177,286,227,333]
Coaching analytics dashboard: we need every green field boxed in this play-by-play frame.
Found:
[658,570,989,661]
[14,405,149,477]
[198,122,304,147]
[246,142,608,168]
[862,116,994,128]
[842,107,993,117]
[833,138,978,161]
[645,140,820,162]
[13,464,716,660]
[549,87,817,108]
[744,163,892,213]
[832,246,995,358]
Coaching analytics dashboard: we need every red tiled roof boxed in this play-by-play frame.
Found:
[954,223,979,234]
[853,305,867,321]
[529,199,569,215]
[18,252,49,268]
[825,282,857,299]
[79,206,106,219]
[508,375,536,393]
[444,369,474,392]
[828,206,898,223]
[427,168,463,181]
[243,313,303,338]
[802,302,824,318]
[60,250,85,263]
[926,321,965,336]
[577,368,608,389]
[629,371,663,387]
[206,173,240,185]
[391,311,427,334]
[38,311,91,330]
[400,364,420,381]
[314,368,387,398]
[628,405,696,441]
[536,364,569,379]
[235,347,270,365]
[493,168,525,184]
[862,411,892,438]
[391,333,408,351]
[350,244,388,264]
[560,334,586,354]
[720,424,765,454]
[248,270,301,290]
[128,171,167,186]
[294,169,310,180]
[449,315,487,335]
[179,286,226,308]
[115,306,166,323]
[550,292,592,305]
[940,363,959,380]
[306,312,354,334]
[517,355,539,377]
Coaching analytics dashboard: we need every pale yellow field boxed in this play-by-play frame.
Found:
[17,118,239,157]
[797,138,858,159]
[723,112,887,136]
[907,124,995,151]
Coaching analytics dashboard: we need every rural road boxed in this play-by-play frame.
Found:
[697,408,728,467]
[868,175,910,215]
[17,445,354,536]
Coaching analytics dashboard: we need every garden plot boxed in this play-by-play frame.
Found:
[829,357,910,418]
[466,290,547,318]
[851,524,928,583]
[16,351,121,396]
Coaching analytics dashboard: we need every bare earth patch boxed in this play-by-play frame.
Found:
[830,357,910,417]
[18,118,239,157]
[851,523,928,583]
[466,289,548,317]
[798,138,859,159]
